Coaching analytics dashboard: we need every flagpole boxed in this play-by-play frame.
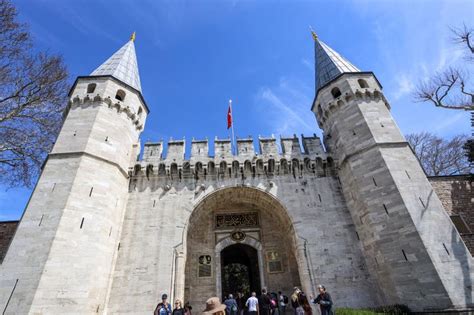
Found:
[229,99,236,155]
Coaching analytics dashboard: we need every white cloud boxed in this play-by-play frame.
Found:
[391,73,415,101]
[255,78,319,137]
[433,112,466,132]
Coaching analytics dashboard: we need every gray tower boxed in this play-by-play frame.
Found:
[311,31,473,311]
[0,34,148,314]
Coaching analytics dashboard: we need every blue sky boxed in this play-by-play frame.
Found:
[1,0,473,220]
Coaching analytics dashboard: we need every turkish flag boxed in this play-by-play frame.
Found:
[227,104,232,129]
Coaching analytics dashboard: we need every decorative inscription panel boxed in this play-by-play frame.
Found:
[215,212,259,229]
[266,250,283,273]
[198,255,212,278]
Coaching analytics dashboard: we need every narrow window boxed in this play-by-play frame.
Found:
[402,249,408,261]
[51,183,56,192]
[109,227,112,237]
[374,257,379,267]
[4,279,19,312]
[358,79,369,88]
[442,243,450,256]
[383,204,389,215]
[355,231,360,240]
[73,130,77,136]
[137,107,143,117]
[318,194,322,202]
[39,214,44,226]
[115,89,126,101]
[87,83,97,94]
[118,242,121,251]
[105,136,108,142]
[89,187,94,197]
[373,177,377,186]
[419,197,425,208]
[80,217,84,229]
[153,200,156,207]
[331,87,342,98]
[405,170,411,179]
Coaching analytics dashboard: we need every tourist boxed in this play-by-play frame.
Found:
[203,297,227,315]
[173,299,186,315]
[154,294,172,315]
[297,293,312,315]
[236,292,245,315]
[269,292,278,315]
[278,291,287,315]
[258,289,272,315]
[290,287,300,315]
[184,302,193,315]
[224,294,238,315]
[312,285,333,315]
[245,292,259,315]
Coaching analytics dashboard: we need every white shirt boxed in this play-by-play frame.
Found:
[279,295,286,306]
[246,296,259,312]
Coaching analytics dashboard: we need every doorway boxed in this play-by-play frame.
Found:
[221,243,261,299]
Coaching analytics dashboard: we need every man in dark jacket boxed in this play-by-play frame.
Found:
[312,285,333,315]
[258,289,272,315]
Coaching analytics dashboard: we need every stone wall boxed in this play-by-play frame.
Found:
[429,175,474,255]
[0,221,18,263]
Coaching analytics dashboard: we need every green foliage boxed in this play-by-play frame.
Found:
[335,304,411,315]
[335,308,382,315]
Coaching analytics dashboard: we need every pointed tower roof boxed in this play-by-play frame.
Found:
[91,33,142,92]
[312,30,359,92]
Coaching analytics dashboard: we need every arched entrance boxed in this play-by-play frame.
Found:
[221,244,261,299]
[183,187,302,308]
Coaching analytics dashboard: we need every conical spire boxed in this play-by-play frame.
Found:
[91,33,142,92]
[312,31,359,92]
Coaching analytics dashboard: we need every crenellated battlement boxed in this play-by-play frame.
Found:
[132,134,336,181]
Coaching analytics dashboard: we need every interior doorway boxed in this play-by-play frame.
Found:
[221,243,261,299]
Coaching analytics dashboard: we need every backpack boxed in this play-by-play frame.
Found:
[283,295,289,304]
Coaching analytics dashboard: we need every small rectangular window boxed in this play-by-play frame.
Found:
[402,249,408,261]
[80,217,84,229]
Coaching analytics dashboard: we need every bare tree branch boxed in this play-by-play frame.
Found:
[414,24,474,111]
[407,132,471,176]
[0,0,69,188]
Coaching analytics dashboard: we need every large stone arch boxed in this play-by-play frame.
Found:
[180,186,304,308]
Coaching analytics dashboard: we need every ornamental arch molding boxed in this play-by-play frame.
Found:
[177,186,308,308]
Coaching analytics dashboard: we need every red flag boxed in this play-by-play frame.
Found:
[227,104,232,129]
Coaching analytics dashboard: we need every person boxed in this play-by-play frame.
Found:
[269,292,278,315]
[312,285,333,315]
[203,297,227,315]
[297,293,312,315]
[290,288,300,315]
[258,289,271,315]
[236,292,245,315]
[224,294,238,315]
[154,294,172,315]
[184,302,193,315]
[245,292,259,315]
[173,299,186,315]
[278,291,286,315]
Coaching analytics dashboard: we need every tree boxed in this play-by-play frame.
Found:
[406,132,471,176]
[0,0,69,188]
[414,24,473,110]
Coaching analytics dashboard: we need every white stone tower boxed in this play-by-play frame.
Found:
[0,33,148,314]
[311,31,473,311]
